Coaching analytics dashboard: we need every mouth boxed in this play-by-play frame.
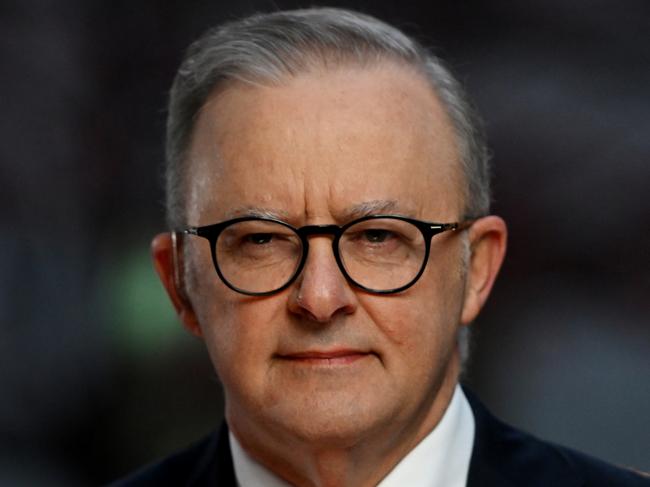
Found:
[276,349,373,366]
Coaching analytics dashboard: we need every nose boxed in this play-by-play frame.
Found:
[287,236,357,323]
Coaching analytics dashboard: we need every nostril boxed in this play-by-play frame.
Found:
[289,270,357,322]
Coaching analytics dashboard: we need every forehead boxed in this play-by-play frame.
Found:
[185,63,463,224]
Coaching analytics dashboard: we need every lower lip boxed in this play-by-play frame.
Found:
[280,353,369,366]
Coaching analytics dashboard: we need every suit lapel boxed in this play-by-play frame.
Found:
[188,424,238,487]
[465,387,517,487]
[464,387,583,487]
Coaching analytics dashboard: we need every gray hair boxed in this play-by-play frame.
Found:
[165,7,491,230]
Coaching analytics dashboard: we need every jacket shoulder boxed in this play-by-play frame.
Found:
[108,425,236,487]
[559,446,650,486]
[464,388,649,487]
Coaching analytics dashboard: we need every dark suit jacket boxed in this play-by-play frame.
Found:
[111,390,649,486]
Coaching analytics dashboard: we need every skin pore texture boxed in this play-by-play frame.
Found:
[152,62,507,487]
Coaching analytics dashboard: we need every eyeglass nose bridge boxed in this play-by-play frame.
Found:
[292,223,349,285]
[295,223,346,261]
[296,224,343,238]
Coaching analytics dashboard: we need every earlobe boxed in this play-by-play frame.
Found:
[151,233,203,337]
[460,216,507,325]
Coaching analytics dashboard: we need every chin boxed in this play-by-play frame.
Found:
[263,391,396,448]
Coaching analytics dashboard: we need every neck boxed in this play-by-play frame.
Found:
[229,356,460,487]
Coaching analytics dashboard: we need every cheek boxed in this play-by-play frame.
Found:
[360,297,428,347]
[358,297,440,379]
[359,265,464,362]
[191,276,286,382]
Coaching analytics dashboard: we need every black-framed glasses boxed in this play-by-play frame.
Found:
[177,215,474,296]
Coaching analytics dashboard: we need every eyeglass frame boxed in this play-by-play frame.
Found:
[176,214,476,296]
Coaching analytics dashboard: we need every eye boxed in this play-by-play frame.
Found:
[362,229,393,243]
[246,233,274,245]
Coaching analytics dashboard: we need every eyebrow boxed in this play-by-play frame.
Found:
[223,200,412,223]
[224,206,291,220]
[339,200,410,221]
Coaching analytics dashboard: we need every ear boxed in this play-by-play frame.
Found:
[151,233,203,337]
[460,216,507,325]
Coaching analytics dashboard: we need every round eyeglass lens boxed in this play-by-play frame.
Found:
[338,218,426,291]
[215,220,303,293]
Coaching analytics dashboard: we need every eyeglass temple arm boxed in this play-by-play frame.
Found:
[434,218,478,232]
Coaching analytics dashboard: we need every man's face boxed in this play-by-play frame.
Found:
[183,63,471,449]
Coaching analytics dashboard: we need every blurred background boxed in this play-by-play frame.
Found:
[1,0,648,484]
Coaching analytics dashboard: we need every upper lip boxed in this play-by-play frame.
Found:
[278,348,369,359]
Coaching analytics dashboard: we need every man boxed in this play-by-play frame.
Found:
[116,8,648,487]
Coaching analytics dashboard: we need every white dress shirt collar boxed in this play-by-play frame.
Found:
[230,385,475,487]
